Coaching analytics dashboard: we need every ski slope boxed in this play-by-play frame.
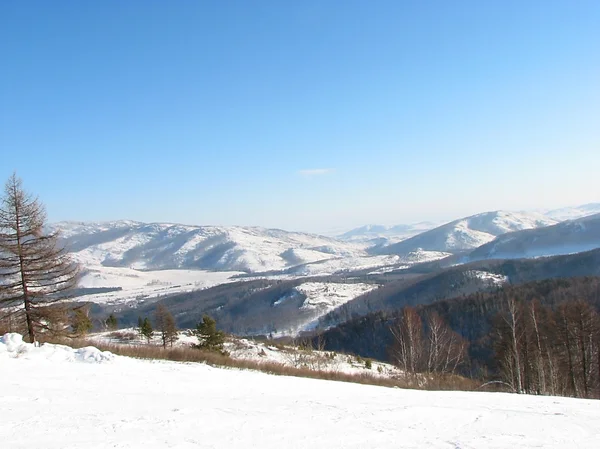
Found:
[2,334,599,449]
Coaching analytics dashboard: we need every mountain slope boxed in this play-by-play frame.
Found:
[379,211,557,255]
[56,221,367,273]
[469,213,600,260]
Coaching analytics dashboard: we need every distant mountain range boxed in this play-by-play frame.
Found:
[55,221,368,273]
[55,203,600,277]
[342,203,600,247]
[338,222,439,244]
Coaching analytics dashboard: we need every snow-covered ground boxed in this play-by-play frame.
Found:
[467,270,509,286]
[77,265,244,305]
[2,333,599,449]
[286,250,450,276]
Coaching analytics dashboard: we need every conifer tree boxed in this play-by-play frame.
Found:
[0,173,79,342]
[140,317,153,343]
[193,314,226,354]
[72,306,93,336]
[105,313,118,331]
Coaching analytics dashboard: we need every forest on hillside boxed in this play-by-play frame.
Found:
[318,277,600,399]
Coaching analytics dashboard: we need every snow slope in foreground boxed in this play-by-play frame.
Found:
[2,334,599,449]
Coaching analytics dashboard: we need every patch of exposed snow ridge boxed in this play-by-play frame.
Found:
[467,270,508,286]
[0,333,115,363]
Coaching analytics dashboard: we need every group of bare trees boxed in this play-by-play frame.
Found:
[0,174,79,343]
[390,306,468,378]
[495,296,600,399]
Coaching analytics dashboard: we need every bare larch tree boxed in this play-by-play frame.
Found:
[0,173,79,342]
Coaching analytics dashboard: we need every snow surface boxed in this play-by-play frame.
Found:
[2,334,599,449]
[467,270,509,286]
[77,266,244,305]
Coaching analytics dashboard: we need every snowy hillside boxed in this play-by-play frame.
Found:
[55,221,366,273]
[544,203,600,221]
[380,211,557,255]
[269,281,379,336]
[469,213,600,260]
[3,334,600,449]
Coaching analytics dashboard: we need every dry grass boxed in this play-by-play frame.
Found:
[52,337,478,391]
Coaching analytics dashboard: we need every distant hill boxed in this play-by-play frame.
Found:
[469,213,600,260]
[378,211,557,255]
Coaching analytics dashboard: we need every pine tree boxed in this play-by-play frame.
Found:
[137,316,144,337]
[72,306,93,336]
[0,174,79,342]
[193,315,226,354]
[140,317,153,343]
[105,314,118,331]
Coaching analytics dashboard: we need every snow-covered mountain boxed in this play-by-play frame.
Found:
[379,211,558,255]
[543,203,600,221]
[338,222,438,244]
[55,221,367,273]
[469,213,600,260]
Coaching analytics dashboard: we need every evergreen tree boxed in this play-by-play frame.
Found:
[72,306,93,336]
[137,316,144,337]
[140,317,153,343]
[105,314,118,331]
[193,314,226,354]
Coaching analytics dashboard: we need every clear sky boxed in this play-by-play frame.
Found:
[1,1,599,233]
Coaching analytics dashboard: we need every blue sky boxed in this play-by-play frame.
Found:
[1,1,599,233]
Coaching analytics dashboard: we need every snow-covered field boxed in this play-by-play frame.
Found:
[78,265,244,305]
[2,334,599,449]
